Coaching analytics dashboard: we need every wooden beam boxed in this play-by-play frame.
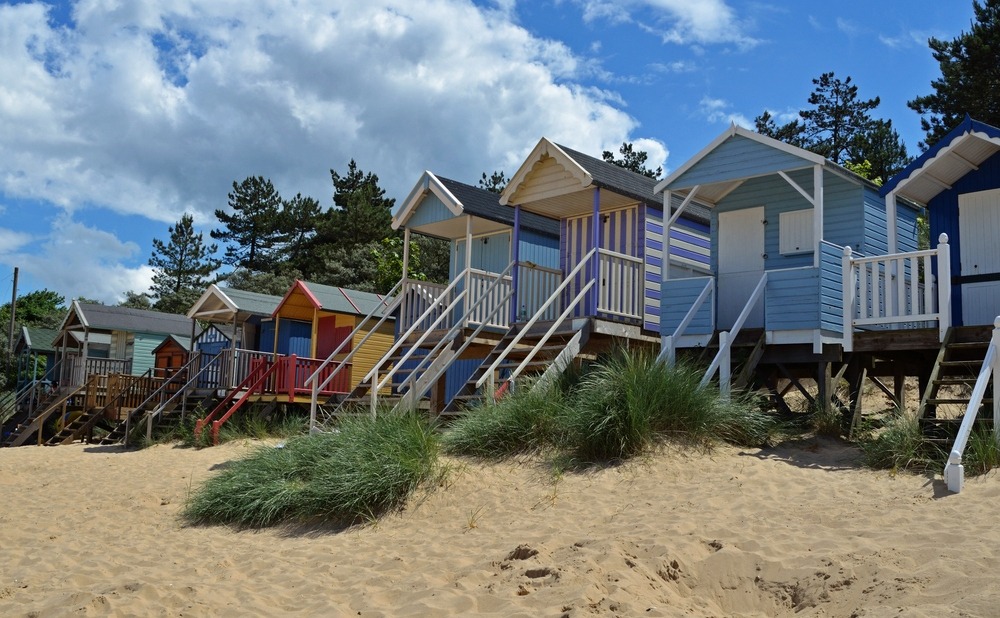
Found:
[817,360,832,413]
[776,363,815,407]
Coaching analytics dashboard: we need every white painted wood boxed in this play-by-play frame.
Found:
[813,165,824,268]
[959,189,1000,325]
[886,191,898,255]
[778,209,814,255]
[718,207,765,329]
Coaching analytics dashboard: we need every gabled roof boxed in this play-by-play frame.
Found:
[499,137,709,223]
[276,281,395,319]
[393,171,559,238]
[187,284,283,320]
[655,124,873,206]
[61,301,192,337]
[15,326,59,354]
[881,116,1000,205]
[152,334,192,354]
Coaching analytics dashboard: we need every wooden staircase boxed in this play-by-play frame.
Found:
[442,319,592,414]
[45,372,160,446]
[1,380,92,447]
[918,326,993,420]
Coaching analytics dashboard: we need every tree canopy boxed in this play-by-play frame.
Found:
[754,72,910,182]
[212,176,285,272]
[148,214,222,314]
[908,0,1000,146]
[478,170,508,194]
[602,142,662,179]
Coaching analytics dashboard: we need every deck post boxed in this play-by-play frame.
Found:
[464,215,473,326]
[992,318,1000,442]
[813,164,824,268]
[662,335,675,367]
[842,245,855,352]
[402,227,411,281]
[936,233,951,340]
[886,190,898,255]
[817,360,832,414]
[719,331,731,399]
[511,205,521,323]
[662,191,672,284]
[591,187,601,316]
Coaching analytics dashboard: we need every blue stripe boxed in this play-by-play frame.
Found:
[670,246,710,263]
[670,229,710,249]
[676,217,710,234]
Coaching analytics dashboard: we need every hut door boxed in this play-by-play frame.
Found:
[958,189,1000,325]
[718,207,766,329]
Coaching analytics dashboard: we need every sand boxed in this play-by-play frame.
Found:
[1,438,999,617]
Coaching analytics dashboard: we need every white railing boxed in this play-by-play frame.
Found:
[597,248,644,319]
[477,248,597,391]
[943,317,1000,493]
[843,234,951,351]
[701,272,768,397]
[398,279,450,332]
[659,277,715,365]
[517,262,562,322]
[224,348,272,388]
[396,262,517,410]
[466,268,513,329]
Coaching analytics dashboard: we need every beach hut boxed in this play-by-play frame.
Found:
[656,124,927,409]
[52,301,194,387]
[12,326,59,390]
[425,138,714,411]
[308,172,562,418]
[881,116,1000,327]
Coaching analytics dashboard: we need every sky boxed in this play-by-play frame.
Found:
[0,0,980,305]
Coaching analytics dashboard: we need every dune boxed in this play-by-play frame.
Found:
[1,438,999,617]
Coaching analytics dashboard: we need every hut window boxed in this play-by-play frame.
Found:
[778,209,814,255]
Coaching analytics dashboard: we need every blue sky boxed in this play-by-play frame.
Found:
[0,0,978,304]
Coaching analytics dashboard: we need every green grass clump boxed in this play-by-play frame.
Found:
[443,348,780,464]
[959,426,1000,476]
[183,411,439,528]
[442,381,567,458]
[562,349,776,461]
[859,413,937,471]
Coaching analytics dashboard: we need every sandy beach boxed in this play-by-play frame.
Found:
[1,438,999,617]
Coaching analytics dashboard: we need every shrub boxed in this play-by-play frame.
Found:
[183,411,439,528]
[859,413,939,471]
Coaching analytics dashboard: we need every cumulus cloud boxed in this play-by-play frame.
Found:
[7,215,154,303]
[0,0,647,228]
[880,29,934,49]
[572,0,758,49]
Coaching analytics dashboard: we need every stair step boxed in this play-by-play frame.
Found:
[933,377,978,385]
[926,398,993,405]
[946,341,990,350]
[939,360,984,367]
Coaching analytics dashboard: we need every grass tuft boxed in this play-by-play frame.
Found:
[183,411,439,528]
[442,380,567,458]
[858,413,939,471]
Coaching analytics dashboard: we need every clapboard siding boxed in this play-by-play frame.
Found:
[819,242,845,333]
[452,230,512,278]
[352,319,396,393]
[132,332,165,376]
[672,135,814,189]
[406,192,455,229]
[660,277,714,335]
[519,229,560,269]
[764,269,820,330]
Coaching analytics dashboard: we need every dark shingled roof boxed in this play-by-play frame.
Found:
[75,302,193,337]
[436,176,559,237]
[556,144,711,225]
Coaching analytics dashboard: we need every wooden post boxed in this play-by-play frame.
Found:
[813,165,824,268]
[591,187,601,316]
[464,215,473,327]
[511,205,521,323]
[817,360,832,414]
[662,191,672,284]
[886,190,898,255]
[402,227,411,281]
[893,367,905,411]
[936,233,951,341]
[842,245,855,352]
[719,331,731,399]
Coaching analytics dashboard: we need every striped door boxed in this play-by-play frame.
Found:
[562,206,640,317]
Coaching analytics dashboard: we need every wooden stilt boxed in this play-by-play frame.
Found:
[817,360,832,413]
[848,365,868,439]
[776,363,815,407]
[893,367,905,411]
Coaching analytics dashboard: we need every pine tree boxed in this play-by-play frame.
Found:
[211,176,284,272]
[798,72,881,164]
[478,171,508,193]
[908,0,1000,147]
[150,214,221,314]
[602,142,662,178]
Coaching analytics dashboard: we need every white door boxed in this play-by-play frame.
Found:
[718,207,766,329]
[959,189,1000,325]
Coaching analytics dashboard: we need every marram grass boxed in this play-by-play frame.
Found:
[183,411,439,528]
[441,379,567,458]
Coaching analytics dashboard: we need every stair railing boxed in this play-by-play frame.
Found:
[476,248,597,392]
[366,289,468,416]
[306,279,403,431]
[395,261,516,411]
[943,316,1000,493]
[51,368,156,445]
[701,271,768,397]
[658,277,715,366]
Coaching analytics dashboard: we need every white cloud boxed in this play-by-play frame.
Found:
[699,96,752,129]
[7,215,154,303]
[0,0,647,230]
[879,29,933,49]
[836,17,862,38]
[575,0,758,48]
[0,228,33,255]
